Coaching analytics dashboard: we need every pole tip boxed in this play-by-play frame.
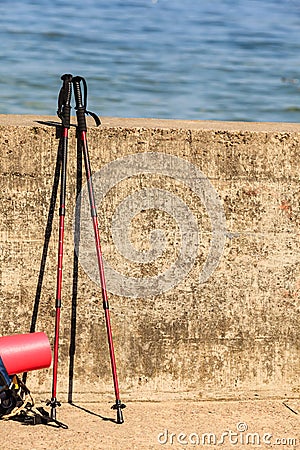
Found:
[112,401,126,424]
[116,405,125,424]
[46,397,61,420]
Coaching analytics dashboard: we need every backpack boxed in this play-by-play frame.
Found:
[0,356,29,418]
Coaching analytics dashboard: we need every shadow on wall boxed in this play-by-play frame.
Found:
[23,122,80,406]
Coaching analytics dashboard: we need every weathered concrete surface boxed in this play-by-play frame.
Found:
[0,115,299,403]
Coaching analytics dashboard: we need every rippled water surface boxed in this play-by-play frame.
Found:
[1,0,300,121]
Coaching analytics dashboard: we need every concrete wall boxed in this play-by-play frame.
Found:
[0,115,299,402]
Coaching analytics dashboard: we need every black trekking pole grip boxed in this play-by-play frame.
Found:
[72,76,87,133]
[57,74,73,129]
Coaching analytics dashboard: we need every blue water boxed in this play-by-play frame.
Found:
[1,0,300,122]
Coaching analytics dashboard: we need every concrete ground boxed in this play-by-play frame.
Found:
[0,399,299,449]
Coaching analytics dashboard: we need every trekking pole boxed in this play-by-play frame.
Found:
[72,75,125,424]
[47,74,73,420]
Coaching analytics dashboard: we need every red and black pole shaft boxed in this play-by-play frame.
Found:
[48,74,73,420]
[72,76,125,424]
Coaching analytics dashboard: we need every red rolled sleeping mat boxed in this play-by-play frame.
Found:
[0,332,52,375]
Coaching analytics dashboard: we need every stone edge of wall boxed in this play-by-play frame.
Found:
[1,114,300,133]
